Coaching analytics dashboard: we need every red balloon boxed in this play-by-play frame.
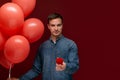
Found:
[12,0,36,17]
[0,2,24,36]
[0,51,14,69]
[0,31,6,51]
[22,18,44,43]
[4,35,30,63]
[56,57,64,65]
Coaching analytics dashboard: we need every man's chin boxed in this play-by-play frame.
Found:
[53,34,60,37]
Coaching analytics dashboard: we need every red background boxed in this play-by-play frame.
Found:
[0,0,119,80]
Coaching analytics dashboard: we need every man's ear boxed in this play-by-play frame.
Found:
[47,24,50,29]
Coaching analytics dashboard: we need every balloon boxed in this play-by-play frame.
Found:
[22,18,44,43]
[0,2,24,36]
[12,0,36,17]
[4,35,30,63]
[56,57,64,65]
[0,51,14,69]
[0,31,6,51]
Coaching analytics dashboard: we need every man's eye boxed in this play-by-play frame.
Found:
[57,24,62,27]
[51,25,55,26]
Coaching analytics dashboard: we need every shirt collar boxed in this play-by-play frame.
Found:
[49,34,64,44]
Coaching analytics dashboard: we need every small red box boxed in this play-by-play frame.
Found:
[56,57,64,65]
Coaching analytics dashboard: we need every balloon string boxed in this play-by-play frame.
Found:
[8,64,12,80]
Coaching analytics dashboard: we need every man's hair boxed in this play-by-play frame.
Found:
[47,13,63,24]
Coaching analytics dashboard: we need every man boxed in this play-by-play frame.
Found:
[8,13,79,80]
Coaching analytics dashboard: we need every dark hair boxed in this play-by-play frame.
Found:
[47,13,63,24]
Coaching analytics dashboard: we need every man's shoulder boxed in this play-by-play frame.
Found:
[38,40,50,49]
[63,36,75,44]
[41,39,50,45]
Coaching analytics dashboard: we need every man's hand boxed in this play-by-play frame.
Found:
[7,77,19,80]
[56,61,66,71]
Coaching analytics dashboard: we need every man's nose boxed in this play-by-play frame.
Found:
[55,26,58,30]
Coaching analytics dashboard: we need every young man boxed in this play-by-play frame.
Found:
[8,13,79,80]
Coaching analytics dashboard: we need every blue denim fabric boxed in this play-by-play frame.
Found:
[20,35,79,80]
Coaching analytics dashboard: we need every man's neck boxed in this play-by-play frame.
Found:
[51,34,62,43]
[51,36,57,43]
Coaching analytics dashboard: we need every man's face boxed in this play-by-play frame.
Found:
[48,18,63,37]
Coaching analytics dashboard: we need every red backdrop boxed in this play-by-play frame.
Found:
[0,0,119,80]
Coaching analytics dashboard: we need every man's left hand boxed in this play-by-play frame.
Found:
[56,61,66,71]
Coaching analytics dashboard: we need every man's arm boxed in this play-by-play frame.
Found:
[55,42,79,74]
[19,47,42,80]
[64,42,79,74]
[8,47,42,80]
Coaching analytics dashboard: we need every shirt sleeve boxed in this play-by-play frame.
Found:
[19,47,42,80]
[65,42,79,74]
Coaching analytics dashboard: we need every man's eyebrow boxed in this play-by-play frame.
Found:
[57,24,62,25]
[50,24,55,26]
[49,23,62,26]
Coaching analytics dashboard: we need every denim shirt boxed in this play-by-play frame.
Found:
[20,35,79,80]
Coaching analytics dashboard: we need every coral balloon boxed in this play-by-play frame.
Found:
[22,18,44,43]
[12,0,36,17]
[0,2,24,36]
[4,35,30,63]
[0,31,6,51]
[0,51,14,69]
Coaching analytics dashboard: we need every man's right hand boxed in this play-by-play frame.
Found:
[7,77,19,80]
